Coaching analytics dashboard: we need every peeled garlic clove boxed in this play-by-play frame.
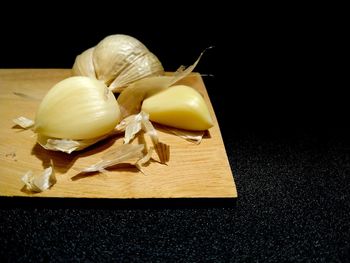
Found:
[141,85,214,131]
[93,34,164,91]
[72,47,96,79]
[34,76,121,140]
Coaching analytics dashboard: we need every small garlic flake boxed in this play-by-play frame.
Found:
[82,144,144,173]
[21,167,56,193]
[124,117,142,144]
[39,137,80,154]
[13,116,34,129]
[37,134,112,154]
[159,126,205,144]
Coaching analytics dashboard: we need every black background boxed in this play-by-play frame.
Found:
[1,6,347,128]
[1,4,349,262]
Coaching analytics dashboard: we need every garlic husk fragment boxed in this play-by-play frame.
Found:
[136,146,154,166]
[72,48,96,79]
[37,135,80,153]
[172,46,210,80]
[21,167,56,192]
[124,117,142,144]
[82,144,145,173]
[137,112,170,164]
[157,125,205,144]
[119,112,170,164]
[34,76,121,140]
[115,112,170,164]
[36,134,112,154]
[81,111,170,174]
[141,85,214,131]
[13,116,34,129]
[72,34,164,93]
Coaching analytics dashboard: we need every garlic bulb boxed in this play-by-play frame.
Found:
[72,34,164,93]
[34,76,121,140]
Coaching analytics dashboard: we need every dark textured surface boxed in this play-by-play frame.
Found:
[1,7,349,262]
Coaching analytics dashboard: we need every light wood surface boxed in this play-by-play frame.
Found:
[0,69,237,198]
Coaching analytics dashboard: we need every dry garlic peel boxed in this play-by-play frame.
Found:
[82,144,145,173]
[22,167,56,193]
[36,134,112,154]
[158,125,205,144]
[34,76,121,140]
[118,111,170,164]
[141,85,214,131]
[72,47,96,79]
[108,51,164,93]
[13,116,34,128]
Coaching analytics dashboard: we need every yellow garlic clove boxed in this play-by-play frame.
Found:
[34,76,121,140]
[92,34,164,92]
[72,47,96,79]
[141,85,214,131]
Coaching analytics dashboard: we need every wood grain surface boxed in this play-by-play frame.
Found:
[0,69,237,198]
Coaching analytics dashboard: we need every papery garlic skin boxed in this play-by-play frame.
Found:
[108,51,164,93]
[141,85,214,131]
[34,76,121,140]
[13,116,34,128]
[22,167,56,193]
[72,47,96,79]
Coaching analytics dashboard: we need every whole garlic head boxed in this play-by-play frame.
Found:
[72,34,164,93]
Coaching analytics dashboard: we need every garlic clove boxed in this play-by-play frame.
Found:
[92,34,164,91]
[72,47,96,79]
[34,76,121,140]
[141,85,214,131]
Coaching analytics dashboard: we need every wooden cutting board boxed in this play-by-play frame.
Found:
[0,69,237,199]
